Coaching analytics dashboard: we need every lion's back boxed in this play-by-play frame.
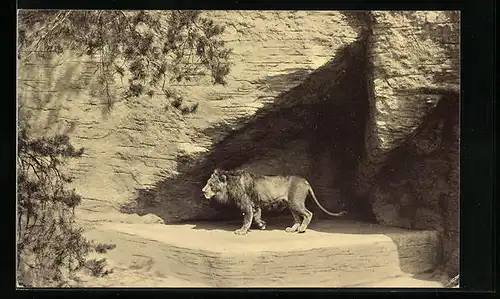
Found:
[253,175,309,203]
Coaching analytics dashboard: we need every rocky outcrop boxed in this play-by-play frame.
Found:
[357,11,460,276]
[356,11,459,195]
[83,220,442,287]
[18,11,358,218]
[18,11,460,277]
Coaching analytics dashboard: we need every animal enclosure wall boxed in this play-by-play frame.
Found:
[17,11,460,276]
[18,11,359,215]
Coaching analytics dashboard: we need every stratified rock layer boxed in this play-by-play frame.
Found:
[82,220,442,287]
[18,11,358,221]
[18,11,460,277]
[361,11,459,276]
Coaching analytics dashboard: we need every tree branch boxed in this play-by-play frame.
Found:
[23,10,73,60]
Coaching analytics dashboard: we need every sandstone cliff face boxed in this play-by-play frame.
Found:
[18,11,459,276]
[359,11,460,276]
[18,11,358,220]
[358,11,459,178]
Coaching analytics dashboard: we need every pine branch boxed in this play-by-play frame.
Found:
[23,10,73,60]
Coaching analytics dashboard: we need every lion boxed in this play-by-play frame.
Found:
[201,169,347,235]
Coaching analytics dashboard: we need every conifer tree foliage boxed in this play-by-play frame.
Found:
[17,120,115,287]
[17,10,232,286]
[18,10,232,105]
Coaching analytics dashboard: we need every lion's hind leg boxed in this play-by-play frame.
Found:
[293,203,313,233]
[285,209,301,233]
[296,208,313,233]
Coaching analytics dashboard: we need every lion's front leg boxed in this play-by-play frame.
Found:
[253,206,266,230]
[235,206,254,235]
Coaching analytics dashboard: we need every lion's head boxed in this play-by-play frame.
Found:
[201,169,227,200]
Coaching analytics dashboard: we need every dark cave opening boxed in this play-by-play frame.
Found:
[305,101,374,222]
[370,90,460,274]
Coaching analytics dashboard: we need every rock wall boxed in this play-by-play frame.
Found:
[18,10,459,276]
[358,11,460,276]
[150,34,373,222]
[371,92,459,276]
[18,11,358,219]
[357,11,459,195]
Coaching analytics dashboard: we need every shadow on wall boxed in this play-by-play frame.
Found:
[200,67,314,146]
[371,89,459,275]
[121,31,375,224]
[19,56,79,135]
[253,68,314,94]
[18,54,115,135]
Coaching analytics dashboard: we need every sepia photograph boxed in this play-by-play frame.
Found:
[16,10,460,288]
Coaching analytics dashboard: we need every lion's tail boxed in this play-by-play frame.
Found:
[307,182,347,217]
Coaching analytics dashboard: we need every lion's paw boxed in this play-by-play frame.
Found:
[234,229,249,235]
[285,227,297,233]
[297,225,308,233]
[257,222,266,230]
